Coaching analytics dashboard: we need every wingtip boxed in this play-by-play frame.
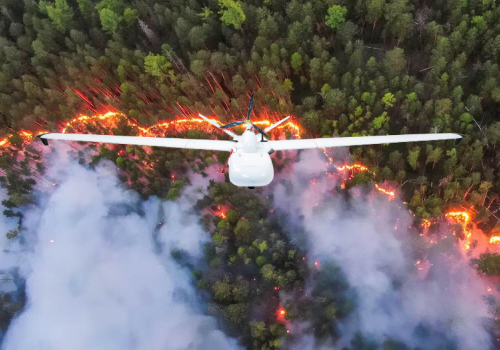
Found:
[36,133,50,146]
[454,134,466,146]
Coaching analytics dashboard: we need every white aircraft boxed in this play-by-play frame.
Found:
[37,94,464,188]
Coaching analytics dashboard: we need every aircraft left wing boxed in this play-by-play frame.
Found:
[269,133,464,151]
[36,133,235,152]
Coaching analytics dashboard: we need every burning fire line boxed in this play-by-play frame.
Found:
[374,184,396,201]
[335,163,370,173]
[331,160,395,200]
[0,111,302,150]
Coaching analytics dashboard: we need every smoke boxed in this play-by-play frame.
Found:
[273,150,492,350]
[0,191,21,294]
[0,146,240,350]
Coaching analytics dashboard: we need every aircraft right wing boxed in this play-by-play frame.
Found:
[36,133,235,152]
[269,133,464,151]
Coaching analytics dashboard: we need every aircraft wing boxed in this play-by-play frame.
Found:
[269,133,464,151]
[36,133,235,152]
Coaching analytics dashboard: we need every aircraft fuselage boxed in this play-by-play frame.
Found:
[228,128,274,187]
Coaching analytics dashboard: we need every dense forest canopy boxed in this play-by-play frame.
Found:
[1,0,500,348]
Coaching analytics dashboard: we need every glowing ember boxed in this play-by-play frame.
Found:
[276,307,287,322]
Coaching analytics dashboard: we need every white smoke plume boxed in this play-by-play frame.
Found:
[0,146,240,350]
[272,149,492,350]
[0,191,21,294]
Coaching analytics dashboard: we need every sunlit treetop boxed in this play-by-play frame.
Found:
[325,5,347,31]
[218,0,246,30]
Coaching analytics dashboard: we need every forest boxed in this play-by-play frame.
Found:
[1,0,500,348]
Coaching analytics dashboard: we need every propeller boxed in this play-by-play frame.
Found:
[251,123,269,140]
[220,93,269,140]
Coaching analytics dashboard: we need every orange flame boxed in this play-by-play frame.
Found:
[421,219,431,229]
[215,205,229,220]
[330,161,397,200]
[335,163,370,172]
[445,210,473,250]
[374,184,396,201]
[445,211,471,226]
[490,235,500,245]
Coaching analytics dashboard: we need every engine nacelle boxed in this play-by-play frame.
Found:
[228,151,274,187]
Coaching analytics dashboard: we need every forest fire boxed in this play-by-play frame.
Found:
[0,110,302,150]
[333,161,396,200]
[445,210,473,250]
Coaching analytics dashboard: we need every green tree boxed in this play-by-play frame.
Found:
[223,303,247,324]
[383,48,407,79]
[426,147,443,169]
[46,0,74,32]
[407,149,420,170]
[325,5,347,31]
[123,8,138,26]
[250,321,267,340]
[384,0,412,45]
[213,279,233,303]
[290,52,303,74]
[261,264,276,281]
[144,54,174,80]
[382,93,396,108]
[372,112,388,130]
[474,253,500,276]
[219,0,246,29]
[234,219,252,243]
[99,8,121,32]
[366,0,385,31]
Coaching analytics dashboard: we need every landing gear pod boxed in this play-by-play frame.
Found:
[228,151,274,187]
